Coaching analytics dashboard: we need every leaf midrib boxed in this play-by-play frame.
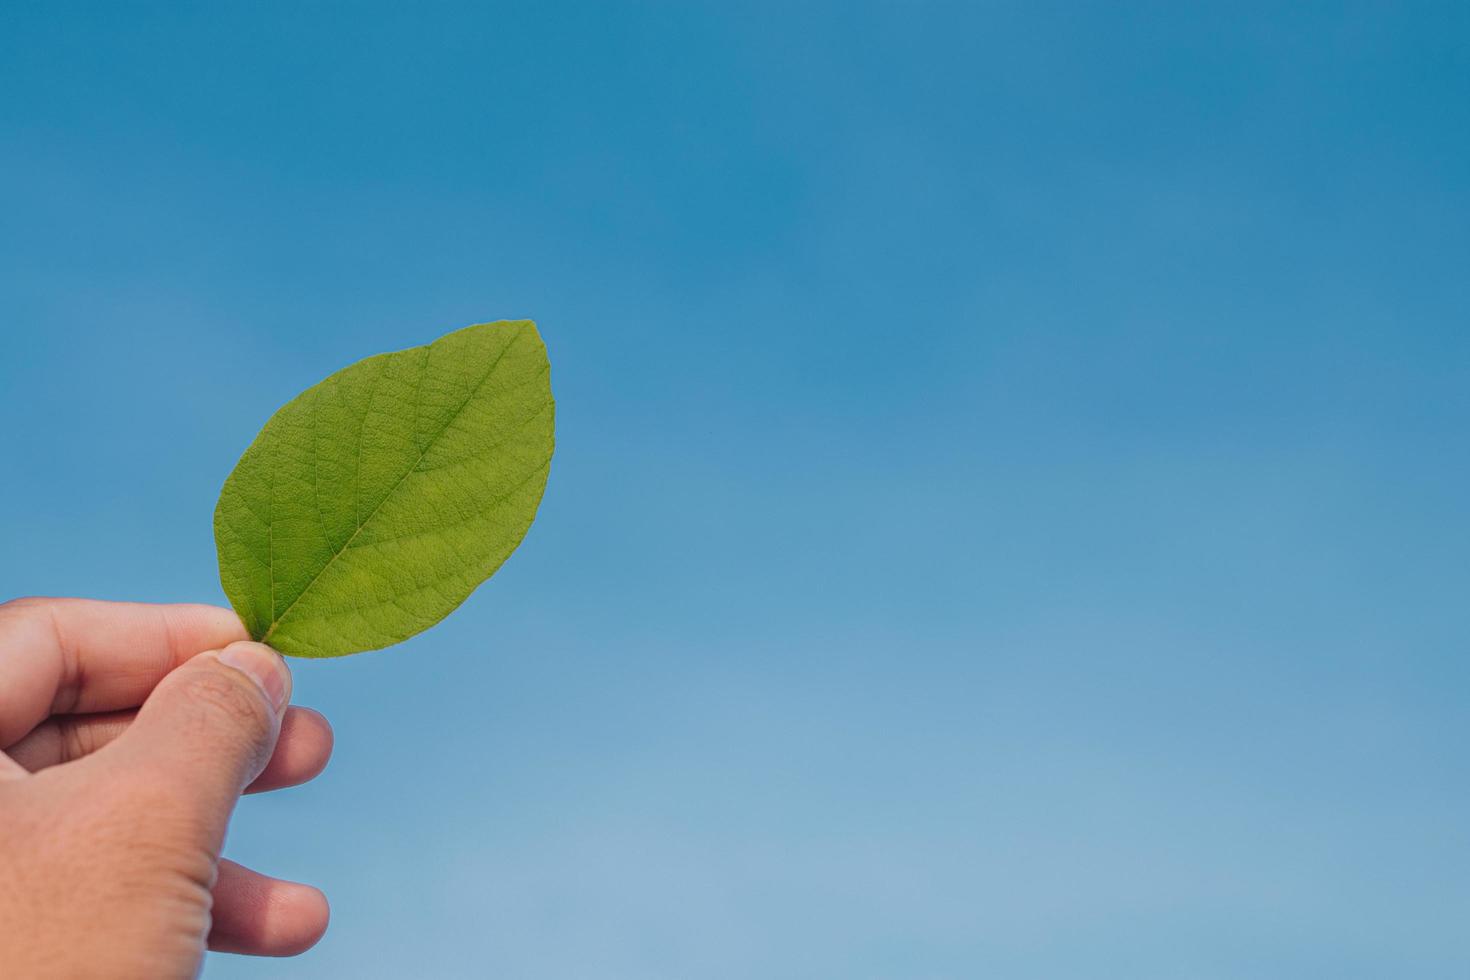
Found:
[262,332,519,642]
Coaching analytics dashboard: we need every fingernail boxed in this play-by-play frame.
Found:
[217,641,291,714]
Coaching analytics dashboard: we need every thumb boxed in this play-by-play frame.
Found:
[111,640,291,844]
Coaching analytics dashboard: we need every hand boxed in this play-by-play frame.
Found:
[0,597,333,977]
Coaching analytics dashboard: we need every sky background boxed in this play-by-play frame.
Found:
[2,3,1468,977]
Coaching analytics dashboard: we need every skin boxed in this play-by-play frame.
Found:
[0,597,333,977]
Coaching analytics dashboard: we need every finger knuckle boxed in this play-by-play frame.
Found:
[55,715,94,763]
[180,670,272,743]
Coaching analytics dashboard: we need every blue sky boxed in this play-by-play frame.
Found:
[2,3,1468,977]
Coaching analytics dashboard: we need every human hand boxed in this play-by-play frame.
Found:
[0,597,333,978]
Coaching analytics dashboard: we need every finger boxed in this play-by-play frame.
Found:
[0,597,247,745]
[5,706,333,793]
[3,710,133,770]
[248,706,333,793]
[109,641,291,847]
[208,858,329,957]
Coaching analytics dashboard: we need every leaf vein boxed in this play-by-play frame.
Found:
[261,330,525,642]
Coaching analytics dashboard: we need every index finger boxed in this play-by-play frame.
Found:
[0,597,248,746]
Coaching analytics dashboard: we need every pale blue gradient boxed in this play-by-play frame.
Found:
[2,3,1469,978]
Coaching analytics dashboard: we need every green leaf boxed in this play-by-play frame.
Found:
[213,320,555,658]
